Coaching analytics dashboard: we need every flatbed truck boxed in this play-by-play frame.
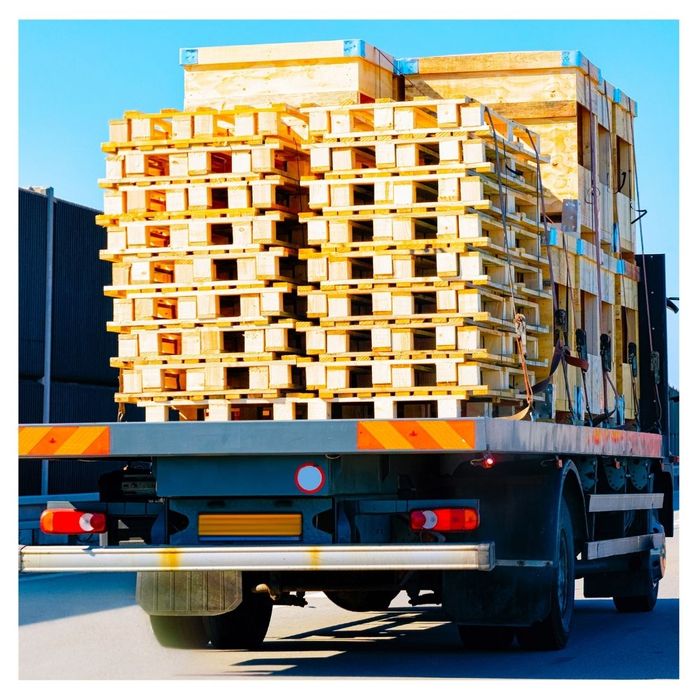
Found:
[18,255,676,652]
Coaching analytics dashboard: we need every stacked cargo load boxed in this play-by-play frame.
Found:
[294,97,551,419]
[96,41,642,427]
[98,105,312,421]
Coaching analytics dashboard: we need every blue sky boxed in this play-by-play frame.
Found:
[18,19,679,385]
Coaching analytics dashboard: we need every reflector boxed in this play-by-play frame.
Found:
[294,463,326,494]
[40,509,107,535]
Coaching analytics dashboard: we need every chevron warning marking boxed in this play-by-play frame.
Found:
[18,426,111,457]
[357,420,476,451]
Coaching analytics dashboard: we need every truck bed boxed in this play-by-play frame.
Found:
[19,417,663,460]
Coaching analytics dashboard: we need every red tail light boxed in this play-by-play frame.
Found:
[40,509,107,535]
[410,507,479,532]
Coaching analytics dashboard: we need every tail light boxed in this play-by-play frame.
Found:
[40,509,107,535]
[409,507,479,532]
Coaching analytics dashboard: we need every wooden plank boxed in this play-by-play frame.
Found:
[190,40,393,71]
[415,51,567,74]
[486,100,578,121]
[405,70,578,106]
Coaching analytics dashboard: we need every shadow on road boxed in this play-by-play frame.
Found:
[209,599,679,680]
[19,573,137,625]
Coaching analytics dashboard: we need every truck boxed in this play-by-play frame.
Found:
[18,39,677,653]
[18,251,674,652]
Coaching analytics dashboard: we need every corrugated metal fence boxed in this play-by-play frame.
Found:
[18,188,142,495]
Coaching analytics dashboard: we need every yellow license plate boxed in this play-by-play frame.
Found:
[198,513,302,537]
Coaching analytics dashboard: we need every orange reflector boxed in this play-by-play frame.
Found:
[19,426,110,457]
[40,509,107,535]
[198,513,302,537]
[410,507,480,532]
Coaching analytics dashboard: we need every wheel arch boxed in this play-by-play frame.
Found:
[560,460,589,554]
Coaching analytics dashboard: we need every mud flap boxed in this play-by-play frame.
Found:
[137,570,242,616]
[442,567,553,626]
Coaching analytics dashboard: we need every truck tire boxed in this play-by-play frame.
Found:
[516,499,575,651]
[324,590,398,612]
[613,579,659,613]
[458,625,514,650]
[204,592,273,650]
[149,615,209,649]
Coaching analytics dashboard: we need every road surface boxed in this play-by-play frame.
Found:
[18,514,679,680]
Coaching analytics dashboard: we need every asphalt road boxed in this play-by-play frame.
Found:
[18,513,679,681]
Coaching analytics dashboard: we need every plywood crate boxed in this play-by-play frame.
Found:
[181,40,396,111]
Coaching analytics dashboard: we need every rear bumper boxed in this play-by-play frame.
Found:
[18,542,495,573]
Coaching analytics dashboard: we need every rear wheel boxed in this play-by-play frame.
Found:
[204,592,273,650]
[516,499,575,651]
[324,589,398,612]
[458,625,514,650]
[149,615,208,649]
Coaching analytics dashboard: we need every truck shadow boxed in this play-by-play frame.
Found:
[214,598,679,680]
[18,573,137,625]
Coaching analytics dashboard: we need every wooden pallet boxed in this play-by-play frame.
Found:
[115,322,301,359]
[182,40,396,111]
[102,212,303,255]
[134,393,531,422]
[296,356,529,393]
[299,284,548,332]
[301,209,540,250]
[103,175,307,218]
[105,105,308,150]
[304,173,536,216]
[301,248,544,294]
[103,139,308,183]
[108,284,301,327]
[304,98,539,148]
[298,322,540,361]
[119,358,301,396]
[272,393,533,420]
[107,246,303,288]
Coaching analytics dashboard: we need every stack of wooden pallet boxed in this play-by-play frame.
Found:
[98,105,312,421]
[292,97,552,419]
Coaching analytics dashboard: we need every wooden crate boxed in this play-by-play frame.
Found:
[181,40,396,110]
[401,55,639,264]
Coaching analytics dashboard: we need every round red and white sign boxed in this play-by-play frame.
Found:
[294,463,326,494]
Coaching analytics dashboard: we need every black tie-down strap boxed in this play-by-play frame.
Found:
[532,342,589,395]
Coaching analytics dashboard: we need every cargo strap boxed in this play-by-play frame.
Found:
[532,341,589,396]
[485,107,533,416]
